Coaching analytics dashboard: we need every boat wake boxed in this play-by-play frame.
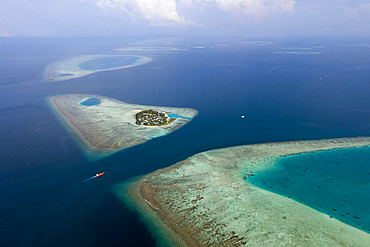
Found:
[80,176,97,183]
[79,172,105,184]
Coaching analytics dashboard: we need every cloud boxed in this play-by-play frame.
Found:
[208,0,295,15]
[94,0,194,25]
[1,16,9,23]
[87,0,295,26]
[361,3,370,9]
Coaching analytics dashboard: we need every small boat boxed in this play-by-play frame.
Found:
[95,172,105,177]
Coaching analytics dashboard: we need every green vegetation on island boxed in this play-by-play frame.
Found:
[48,94,198,160]
[135,109,175,126]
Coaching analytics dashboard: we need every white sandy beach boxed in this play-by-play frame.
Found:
[48,94,198,160]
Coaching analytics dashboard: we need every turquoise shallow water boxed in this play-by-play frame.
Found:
[58,73,74,77]
[79,97,100,106]
[249,146,370,233]
[78,56,139,70]
[167,113,192,120]
[2,37,370,246]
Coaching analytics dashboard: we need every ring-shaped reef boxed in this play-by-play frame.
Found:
[45,55,153,81]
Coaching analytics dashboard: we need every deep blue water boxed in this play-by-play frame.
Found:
[79,97,100,106]
[79,56,139,70]
[1,36,370,246]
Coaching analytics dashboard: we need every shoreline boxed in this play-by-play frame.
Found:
[48,94,198,160]
[117,137,370,246]
[48,96,111,157]
[115,178,191,247]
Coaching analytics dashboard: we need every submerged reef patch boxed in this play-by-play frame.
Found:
[45,55,152,81]
[116,137,370,246]
[48,94,197,160]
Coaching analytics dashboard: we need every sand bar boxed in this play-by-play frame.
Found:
[44,55,153,81]
[115,137,370,246]
[48,94,198,160]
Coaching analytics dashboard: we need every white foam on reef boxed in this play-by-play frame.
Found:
[114,47,186,51]
[273,51,322,55]
[239,41,273,44]
[44,55,153,82]
[283,47,312,50]
[336,44,370,47]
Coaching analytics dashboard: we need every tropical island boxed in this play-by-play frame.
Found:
[135,110,175,126]
[115,137,370,246]
[47,94,197,160]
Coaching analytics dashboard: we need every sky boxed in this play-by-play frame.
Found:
[0,0,369,37]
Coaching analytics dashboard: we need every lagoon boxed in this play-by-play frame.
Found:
[45,54,152,82]
[249,146,370,233]
[78,56,139,70]
[118,138,370,246]
[167,113,192,120]
[57,73,74,77]
[3,36,370,246]
[79,97,100,106]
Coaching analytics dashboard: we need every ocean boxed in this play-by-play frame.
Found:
[1,36,370,246]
